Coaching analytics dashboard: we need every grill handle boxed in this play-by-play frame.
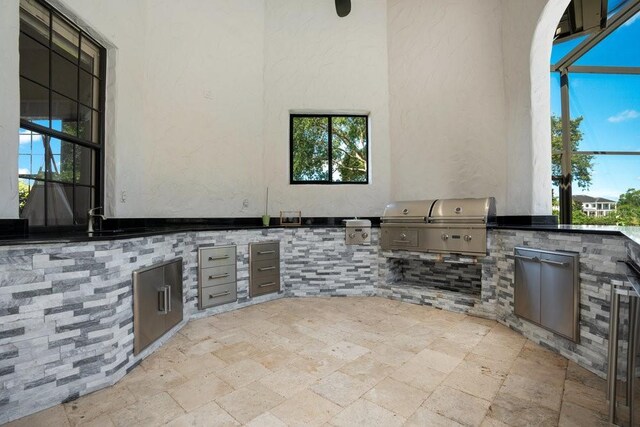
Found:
[381,216,427,222]
[429,216,487,223]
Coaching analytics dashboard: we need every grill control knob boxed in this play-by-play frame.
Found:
[464,235,472,242]
[349,233,356,239]
[441,234,449,241]
[362,232,369,239]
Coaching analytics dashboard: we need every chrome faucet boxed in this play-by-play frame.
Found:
[87,207,106,233]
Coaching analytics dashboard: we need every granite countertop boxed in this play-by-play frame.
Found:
[490,224,640,246]
[0,217,381,246]
[1,217,638,247]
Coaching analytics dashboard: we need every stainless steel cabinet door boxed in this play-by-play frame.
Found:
[164,259,183,329]
[540,253,576,340]
[514,250,541,324]
[133,266,166,354]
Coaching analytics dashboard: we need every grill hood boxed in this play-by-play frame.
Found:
[430,198,496,225]
[381,200,436,223]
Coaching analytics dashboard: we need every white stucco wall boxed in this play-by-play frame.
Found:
[0,0,567,219]
[0,1,20,219]
[139,0,266,217]
[262,0,391,217]
[387,0,509,213]
[501,0,569,215]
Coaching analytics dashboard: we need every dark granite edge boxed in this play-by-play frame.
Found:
[489,224,625,236]
[0,216,381,246]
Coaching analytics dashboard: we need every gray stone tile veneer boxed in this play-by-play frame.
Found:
[377,250,485,314]
[0,228,379,424]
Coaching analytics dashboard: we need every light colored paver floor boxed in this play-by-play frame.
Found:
[7,297,608,426]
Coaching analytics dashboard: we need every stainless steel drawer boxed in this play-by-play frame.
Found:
[200,245,236,269]
[200,264,236,288]
[200,282,237,309]
[380,227,419,250]
[250,273,280,297]
[251,258,280,278]
[250,242,279,262]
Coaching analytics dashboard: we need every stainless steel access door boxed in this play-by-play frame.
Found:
[514,247,579,342]
[514,248,542,324]
[133,258,183,355]
[540,251,578,340]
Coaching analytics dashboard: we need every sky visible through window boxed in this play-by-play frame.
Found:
[19,120,63,180]
[550,11,640,202]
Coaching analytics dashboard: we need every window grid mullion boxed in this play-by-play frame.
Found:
[328,116,333,183]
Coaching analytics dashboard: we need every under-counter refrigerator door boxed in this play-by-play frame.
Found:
[514,250,541,324]
[133,266,166,355]
[164,260,184,328]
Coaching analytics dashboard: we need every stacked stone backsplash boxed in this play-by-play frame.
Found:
[485,229,628,377]
[0,227,379,424]
[400,258,481,295]
[377,251,484,314]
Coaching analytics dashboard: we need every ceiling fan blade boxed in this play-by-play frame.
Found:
[335,0,351,17]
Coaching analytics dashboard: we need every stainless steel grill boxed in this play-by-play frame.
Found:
[380,197,496,256]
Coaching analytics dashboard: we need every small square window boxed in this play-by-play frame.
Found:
[290,114,368,184]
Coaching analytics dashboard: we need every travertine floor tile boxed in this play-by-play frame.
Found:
[8,297,611,427]
[213,341,261,363]
[215,382,284,424]
[558,400,608,427]
[259,365,318,398]
[121,365,187,400]
[412,348,463,374]
[443,360,505,401]
[328,398,405,427]
[168,372,234,412]
[216,359,271,388]
[311,371,373,407]
[500,373,564,412]
[245,412,287,427]
[6,405,70,427]
[110,392,184,427]
[363,377,427,418]
[165,401,239,427]
[405,407,465,427]
[390,359,447,392]
[423,385,491,426]
[338,354,394,387]
[565,361,606,392]
[368,342,415,367]
[322,340,370,361]
[270,389,342,426]
[509,356,566,388]
[562,379,607,415]
[487,391,559,427]
[64,383,136,425]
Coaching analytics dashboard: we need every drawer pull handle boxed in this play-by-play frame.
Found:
[392,240,410,244]
[209,291,231,298]
[541,259,569,267]
[208,255,230,261]
[258,266,276,272]
[208,273,230,280]
[259,282,276,288]
[258,250,276,255]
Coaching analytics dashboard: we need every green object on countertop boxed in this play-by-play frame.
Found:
[262,215,270,227]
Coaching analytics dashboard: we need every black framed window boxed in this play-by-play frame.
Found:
[290,114,369,184]
[18,0,105,228]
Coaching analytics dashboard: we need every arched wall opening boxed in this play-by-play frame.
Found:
[503,0,570,216]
